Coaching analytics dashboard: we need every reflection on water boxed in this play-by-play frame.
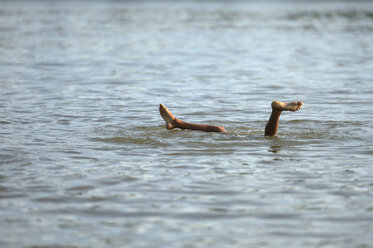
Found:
[1,0,373,248]
[269,145,282,153]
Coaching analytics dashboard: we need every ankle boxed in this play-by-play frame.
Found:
[271,101,282,111]
[174,118,181,127]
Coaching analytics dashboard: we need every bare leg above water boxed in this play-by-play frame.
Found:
[159,104,226,132]
[159,101,302,136]
[264,101,303,136]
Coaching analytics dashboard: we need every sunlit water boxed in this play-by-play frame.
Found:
[1,0,373,247]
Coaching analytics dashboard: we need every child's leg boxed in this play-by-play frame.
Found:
[264,101,303,136]
[159,104,226,132]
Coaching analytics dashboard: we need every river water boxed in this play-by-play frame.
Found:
[1,0,373,247]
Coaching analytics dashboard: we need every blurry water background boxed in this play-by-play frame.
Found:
[1,0,373,247]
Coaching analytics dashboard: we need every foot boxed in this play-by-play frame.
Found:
[159,104,176,129]
[271,101,303,112]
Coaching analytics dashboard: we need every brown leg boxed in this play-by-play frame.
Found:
[264,101,303,136]
[159,104,226,133]
[174,119,226,132]
[265,109,282,136]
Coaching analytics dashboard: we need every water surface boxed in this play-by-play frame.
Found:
[1,1,373,247]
